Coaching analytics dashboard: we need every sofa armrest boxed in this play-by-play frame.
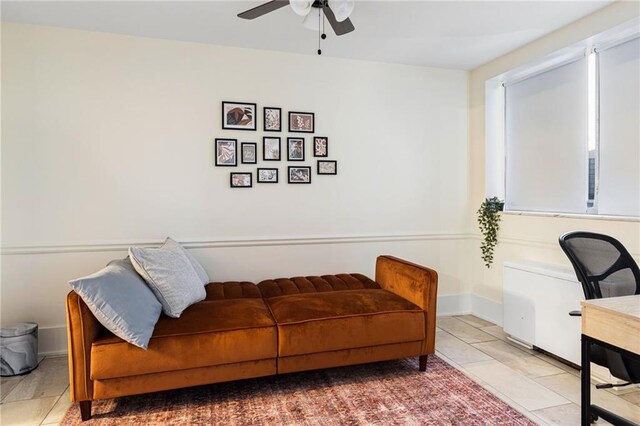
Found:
[375,255,438,354]
[66,291,102,403]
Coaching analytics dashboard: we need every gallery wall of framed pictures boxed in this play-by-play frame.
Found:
[216,101,338,188]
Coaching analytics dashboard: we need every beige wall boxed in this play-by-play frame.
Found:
[3,3,639,353]
[469,1,640,302]
[1,23,471,352]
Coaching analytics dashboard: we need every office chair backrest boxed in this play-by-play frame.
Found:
[559,231,640,300]
[559,231,640,384]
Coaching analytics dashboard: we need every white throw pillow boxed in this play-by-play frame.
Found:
[161,237,209,286]
[68,258,162,349]
[129,244,206,318]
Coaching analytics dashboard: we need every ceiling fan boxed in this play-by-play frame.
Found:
[238,0,355,37]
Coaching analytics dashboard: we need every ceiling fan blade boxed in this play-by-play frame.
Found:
[238,0,290,20]
[323,4,354,36]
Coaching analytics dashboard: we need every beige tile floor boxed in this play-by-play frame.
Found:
[1,315,638,425]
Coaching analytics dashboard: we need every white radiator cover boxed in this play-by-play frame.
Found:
[503,260,584,365]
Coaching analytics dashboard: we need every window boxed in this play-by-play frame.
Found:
[494,29,639,218]
[505,57,588,214]
[597,37,640,217]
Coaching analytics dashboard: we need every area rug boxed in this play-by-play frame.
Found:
[61,356,536,425]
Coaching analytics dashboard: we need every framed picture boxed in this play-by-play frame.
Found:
[222,101,257,131]
[287,137,305,161]
[288,166,311,184]
[288,111,315,133]
[263,107,281,132]
[313,136,328,157]
[241,143,257,164]
[263,137,281,161]
[317,160,337,175]
[215,138,237,166]
[230,172,252,188]
[257,168,278,183]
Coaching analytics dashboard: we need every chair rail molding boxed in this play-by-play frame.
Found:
[1,232,474,255]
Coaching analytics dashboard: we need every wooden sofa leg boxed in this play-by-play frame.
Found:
[419,355,428,371]
[79,401,92,421]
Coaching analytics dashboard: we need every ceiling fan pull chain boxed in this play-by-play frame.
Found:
[317,7,322,55]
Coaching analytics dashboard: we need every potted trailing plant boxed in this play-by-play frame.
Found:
[477,197,504,268]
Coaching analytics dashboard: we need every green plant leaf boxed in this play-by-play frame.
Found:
[477,197,504,268]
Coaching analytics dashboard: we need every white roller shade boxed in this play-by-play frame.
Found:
[598,37,640,217]
[505,58,588,213]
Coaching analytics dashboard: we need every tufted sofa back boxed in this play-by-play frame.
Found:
[257,273,380,298]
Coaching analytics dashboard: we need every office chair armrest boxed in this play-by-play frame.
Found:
[569,310,582,317]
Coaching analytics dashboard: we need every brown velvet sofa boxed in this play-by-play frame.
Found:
[66,255,438,421]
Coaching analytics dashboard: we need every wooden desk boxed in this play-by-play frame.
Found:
[581,295,640,426]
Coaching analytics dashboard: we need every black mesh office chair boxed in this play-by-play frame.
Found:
[559,231,640,386]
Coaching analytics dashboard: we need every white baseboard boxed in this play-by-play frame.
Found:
[38,326,68,356]
[437,293,472,316]
[40,293,504,356]
[470,294,503,326]
[437,293,503,326]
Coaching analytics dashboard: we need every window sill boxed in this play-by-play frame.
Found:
[501,210,640,223]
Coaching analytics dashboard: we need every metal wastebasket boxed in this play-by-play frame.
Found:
[1,322,38,376]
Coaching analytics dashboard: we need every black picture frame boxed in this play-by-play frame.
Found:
[263,137,281,161]
[313,136,328,157]
[263,107,281,132]
[241,143,257,164]
[222,101,257,131]
[215,138,237,167]
[317,160,337,175]
[287,137,305,161]
[230,172,252,188]
[257,168,279,183]
[288,166,311,184]
[288,111,315,133]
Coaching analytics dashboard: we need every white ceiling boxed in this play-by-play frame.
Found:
[1,0,614,70]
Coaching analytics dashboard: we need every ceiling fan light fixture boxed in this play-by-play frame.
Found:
[302,10,323,31]
[328,0,354,22]
[290,0,314,17]
[237,0,355,42]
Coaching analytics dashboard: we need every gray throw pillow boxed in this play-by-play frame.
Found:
[161,237,209,286]
[129,244,206,318]
[68,258,162,349]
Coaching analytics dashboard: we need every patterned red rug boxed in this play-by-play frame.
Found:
[61,356,536,425]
